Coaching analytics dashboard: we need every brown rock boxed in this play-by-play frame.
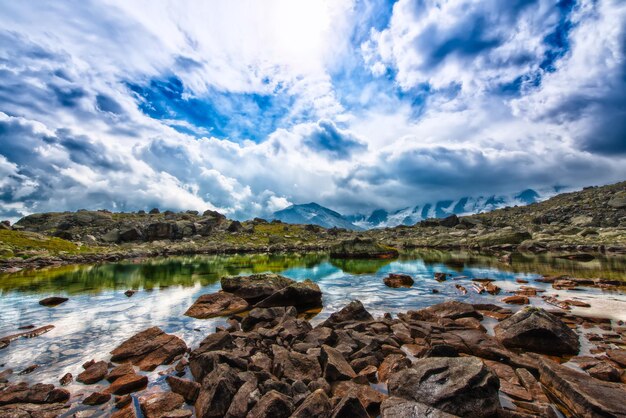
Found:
[106,373,148,395]
[502,295,529,305]
[194,364,240,418]
[320,300,374,328]
[402,301,482,321]
[140,391,186,418]
[606,349,626,367]
[224,379,259,418]
[587,361,622,382]
[246,390,293,418]
[380,397,458,418]
[378,354,411,383]
[184,292,249,319]
[254,279,322,310]
[221,273,293,303]
[0,382,70,405]
[332,381,386,415]
[291,389,331,418]
[83,391,111,405]
[167,376,201,403]
[383,273,414,288]
[272,345,322,383]
[330,394,368,418]
[77,360,108,384]
[39,296,68,307]
[110,326,187,371]
[59,372,73,386]
[107,363,136,382]
[320,345,356,381]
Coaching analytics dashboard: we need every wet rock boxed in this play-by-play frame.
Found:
[77,360,108,384]
[383,273,414,288]
[83,391,111,405]
[106,363,135,382]
[184,292,249,319]
[224,379,259,418]
[0,402,70,417]
[140,392,186,418]
[606,349,626,368]
[0,382,70,405]
[18,364,39,375]
[434,272,449,282]
[586,361,622,382]
[320,345,356,381]
[272,345,322,383]
[330,394,368,418]
[254,280,322,310]
[291,389,331,418]
[331,381,386,415]
[380,397,458,418]
[536,355,626,417]
[330,237,399,259]
[494,307,580,355]
[167,376,201,403]
[221,274,293,304]
[502,295,529,305]
[240,307,296,332]
[402,301,482,321]
[110,326,187,371]
[124,290,137,297]
[247,390,293,418]
[387,356,500,418]
[319,300,374,328]
[194,364,240,418]
[377,354,411,383]
[105,373,148,395]
[38,296,68,307]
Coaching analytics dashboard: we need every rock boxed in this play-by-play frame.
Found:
[0,382,70,405]
[383,273,414,288]
[184,292,249,319]
[606,349,626,367]
[221,274,294,303]
[77,360,109,384]
[106,363,135,382]
[536,355,626,417]
[330,394,368,418]
[387,357,500,418]
[246,390,293,418]
[83,391,111,405]
[110,326,187,371]
[272,345,322,383]
[59,372,72,386]
[331,381,386,415]
[140,392,186,418]
[439,215,459,228]
[38,296,68,307]
[194,364,240,418]
[380,397,458,418]
[254,280,322,310]
[494,307,580,355]
[320,300,374,328]
[291,389,331,418]
[167,376,201,403]
[502,295,529,305]
[241,307,297,332]
[330,237,398,259]
[105,373,148,395]
[586,361,622,382]
[608,191,626,209]
[320,345,356,381]
[119,227,142,242]
[0,402,70,417]
[401,301,482,321]
[378,354,411,383]
[124,290,137,297]
[434,272,448,282]
[224,379,259,418]
[226,220,243,232]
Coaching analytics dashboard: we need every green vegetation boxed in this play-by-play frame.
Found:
[0,229,87,257]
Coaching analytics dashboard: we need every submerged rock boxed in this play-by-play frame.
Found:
[184,292,249,319]
[383,273,414,288]
[494,307,580,355]
[38,296,68,307]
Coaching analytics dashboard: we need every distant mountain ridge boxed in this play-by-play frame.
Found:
[272,188,555,230]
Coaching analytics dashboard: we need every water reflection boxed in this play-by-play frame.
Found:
[0,250,625,389]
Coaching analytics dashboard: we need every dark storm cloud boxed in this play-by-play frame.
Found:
[302,120,367,159]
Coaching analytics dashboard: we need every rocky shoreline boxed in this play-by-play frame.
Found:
[1,272,625,417]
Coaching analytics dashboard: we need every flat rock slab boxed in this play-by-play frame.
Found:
[494,307,580,355]
[221,273,294,303]
[537,356,626,417]
[184,292,248,319]
[110,326,187,371]
[77,361,109,384]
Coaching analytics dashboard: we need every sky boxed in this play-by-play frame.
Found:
[1,0,625,221]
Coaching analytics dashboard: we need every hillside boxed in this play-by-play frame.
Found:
[272,202,361,230]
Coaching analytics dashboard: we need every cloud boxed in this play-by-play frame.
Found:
[302,120,367,159]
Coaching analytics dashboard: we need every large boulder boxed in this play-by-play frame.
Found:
[194,364,241,418]
[146,222,177,240]
[387,357,500,418]
[184,292,249,319]
[221,274,294,304]
[110,326,187,371]
[493,307,580,355]
[383,274,414,288]
[536,356,626,417]
[254,279,322,310]
[330,237,399,259]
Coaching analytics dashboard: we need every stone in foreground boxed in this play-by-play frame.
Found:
[381,397,459,418]
[184,292,249,319]
[387,356,500,418]
[494,307,579,355]
[110,326,187,371]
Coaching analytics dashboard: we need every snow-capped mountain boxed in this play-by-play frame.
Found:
[272,202,362,230]
[272,189,556,230]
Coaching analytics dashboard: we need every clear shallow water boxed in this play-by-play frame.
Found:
[1,250,625,394]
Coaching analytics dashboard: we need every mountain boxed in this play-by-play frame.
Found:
[351,188,550,229]
[272,203,362,230]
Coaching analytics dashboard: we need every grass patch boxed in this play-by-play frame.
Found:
[0,229,83,255]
